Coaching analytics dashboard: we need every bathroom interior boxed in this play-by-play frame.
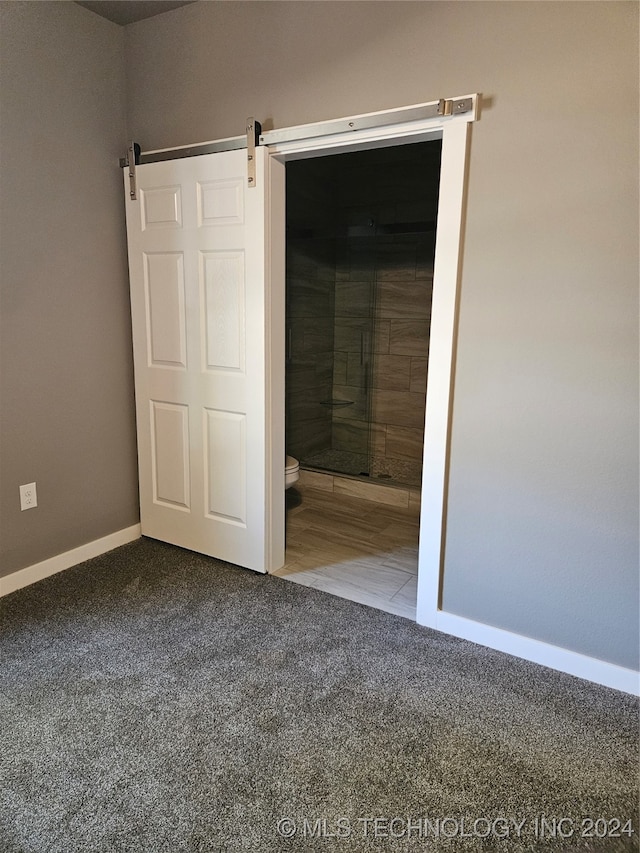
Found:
[276,139,442,618]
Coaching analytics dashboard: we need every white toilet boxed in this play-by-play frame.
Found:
[285,455,299,489]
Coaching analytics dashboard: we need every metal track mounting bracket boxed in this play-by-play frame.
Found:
[126,142,140,200]
[437,97,473,117]
[246,118,262,188]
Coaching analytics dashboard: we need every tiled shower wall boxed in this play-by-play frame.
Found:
[286,158,338,464]
[285,238,335,464]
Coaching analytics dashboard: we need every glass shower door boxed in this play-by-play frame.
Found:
[285,158,378,483]
[326,235,376,477]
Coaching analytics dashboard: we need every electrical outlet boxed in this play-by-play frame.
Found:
[19,482,37,511]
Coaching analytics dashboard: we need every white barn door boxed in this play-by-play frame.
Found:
[124,147,283,573]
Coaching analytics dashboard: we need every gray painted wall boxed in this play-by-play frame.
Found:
[125,1,639,670]
[0,2,139,576]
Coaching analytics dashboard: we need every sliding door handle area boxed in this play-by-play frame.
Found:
[287,328,292,363]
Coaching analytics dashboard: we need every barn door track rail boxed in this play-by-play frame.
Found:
[120,95,479,193]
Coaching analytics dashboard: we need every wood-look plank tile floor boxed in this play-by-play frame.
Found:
[272,483,419,620]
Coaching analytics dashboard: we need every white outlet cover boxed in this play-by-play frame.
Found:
[19,482,37,511]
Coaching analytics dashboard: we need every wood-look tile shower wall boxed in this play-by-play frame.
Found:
[286,237,336,462]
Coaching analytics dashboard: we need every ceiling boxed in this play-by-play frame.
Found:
[76,1,196,26]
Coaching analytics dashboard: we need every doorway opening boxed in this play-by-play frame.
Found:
[277,141,442,618]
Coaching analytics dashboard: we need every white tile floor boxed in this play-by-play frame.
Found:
[272,477,420,620]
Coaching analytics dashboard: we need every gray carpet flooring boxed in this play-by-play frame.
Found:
[1,538,637,852]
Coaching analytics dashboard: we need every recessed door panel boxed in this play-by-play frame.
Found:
[201,251,245,371]
[204,409,246,524]
[197,179,244,226]
[151,401,190,509]
[141,185,182,230]
[144,252,187,368]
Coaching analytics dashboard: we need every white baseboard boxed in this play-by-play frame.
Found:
[430,610,639,697]
[3,527,637,696]
[0,524,142,597]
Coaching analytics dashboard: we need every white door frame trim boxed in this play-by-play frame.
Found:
[266,112,472,627]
